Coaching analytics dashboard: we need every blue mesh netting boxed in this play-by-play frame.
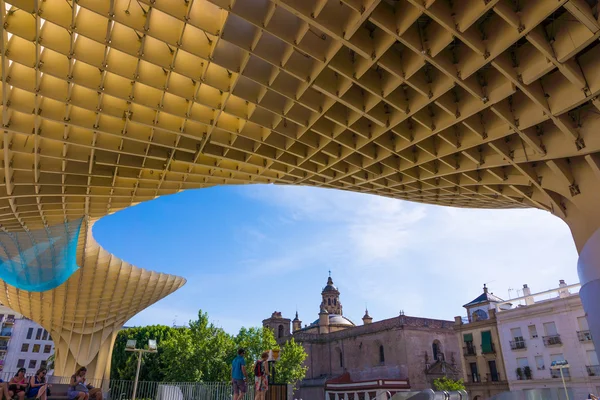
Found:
[0,218,83,292]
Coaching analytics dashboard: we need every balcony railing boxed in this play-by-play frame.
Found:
[510,339,526,350]
[463,345,476,357]
[0,346,7,351]
[0,332,12,338]
[587,365,600,376]
[467,374,481,383]
[486,373,501,382]
[481,342,496,354]
[551,368,570,379]
[542,334,562,347]
[577,330,593,342]
[3,318,14,325]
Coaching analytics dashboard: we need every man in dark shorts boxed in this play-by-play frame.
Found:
[231,348,248,400]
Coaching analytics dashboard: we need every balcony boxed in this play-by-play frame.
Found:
[3,318,15,326]
[510,339,526,350]
[551,368,570,379]
[587,365,600,376]
[486,373,502,382]
[467,374,481,384]
[0,331,12,339]
[577,330,593,342]
[0,346,8,352]
[481,342,496,354]
[463,345,476,357]
[542,334,562,347]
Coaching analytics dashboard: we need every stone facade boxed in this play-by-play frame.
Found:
[263,276,462,400]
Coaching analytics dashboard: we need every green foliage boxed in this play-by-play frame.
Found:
[160,311,235,382]
[111,325,181,381]
[432,377,466,392]
[110,310,307,387]
[46,353,55,371]
[234,327,277,380]
[274,338,307,387]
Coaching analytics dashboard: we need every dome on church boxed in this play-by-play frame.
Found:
[312,314,355,326]
[322,276,338,293]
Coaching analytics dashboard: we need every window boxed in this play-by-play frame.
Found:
[42,330,48,341]
[26,328,33,340]
[511,327,523,340]
[550,354,569,378]
[328,298,331,305]
[334,299,337,305]
[469,362,479,382]
[432,340,443,361]
[43,345,51,354]
[463,333,475,355]
[36,328,42,340]
[21,343,29,352]
[587,350,599,366]
[40,360,47,369]
[379,345,385,364]
[517,357,529,368]
[535,355,545,370]
[33,344,40,353]
[528,325,538,339]
[544,322,558,336]
[28,360,36,369]
[7,315,14,320]
[278,325,284,339]
[488,360,499,381]
[577,316,589,331]
[481,331,494,353]
[339,350,343,368]
[0,315,3,321]
[16,359,25,368]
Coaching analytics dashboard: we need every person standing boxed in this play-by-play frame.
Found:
[231,348,248,400]
[254,352,270,400]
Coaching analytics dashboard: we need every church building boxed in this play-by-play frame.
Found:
[263,275,463,400]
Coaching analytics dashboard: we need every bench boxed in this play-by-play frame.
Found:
[47,383,69,400]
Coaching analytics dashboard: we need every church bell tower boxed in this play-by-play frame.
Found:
[321,272,343,315]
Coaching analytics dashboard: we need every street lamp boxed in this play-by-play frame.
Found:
[125,339,158,400]
[550,360,570,400]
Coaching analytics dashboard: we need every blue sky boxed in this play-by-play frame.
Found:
[93,185,580,334]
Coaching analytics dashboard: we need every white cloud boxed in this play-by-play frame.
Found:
[238,185,579,324]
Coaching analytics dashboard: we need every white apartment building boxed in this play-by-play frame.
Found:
[0,304,55,375]
[495,280,600,400]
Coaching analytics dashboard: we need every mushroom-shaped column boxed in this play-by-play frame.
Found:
[0,218,185,380]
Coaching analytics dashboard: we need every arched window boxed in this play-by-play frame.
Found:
[432,342,439,361]
[339,350,344,368]
[379,345,385,364]
[328,298,331,305]
[278,325,284,338]
[334,299,337,305]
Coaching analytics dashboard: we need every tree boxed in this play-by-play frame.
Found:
[160,310,235,382]
[234,327,277,379]
[274,338,307,387]
[111,325,183,381]
[432,376,466,392]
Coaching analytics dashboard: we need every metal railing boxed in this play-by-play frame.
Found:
[577,330,593,342]
[542,334,562,347]
[0,375,258,400]
[467,374,481,383]
[586,365,600,376]
[509,339,526,350]
[463,346,476,356]
[486,373,501,382]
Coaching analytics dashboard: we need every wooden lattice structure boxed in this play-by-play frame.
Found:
[1,0,600,379]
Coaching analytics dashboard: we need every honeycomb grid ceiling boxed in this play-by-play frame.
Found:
[1,0,600,233]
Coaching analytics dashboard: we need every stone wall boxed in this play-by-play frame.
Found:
[294,315,462,391]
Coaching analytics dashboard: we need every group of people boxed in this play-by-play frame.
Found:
[0,366,102,400]
[231,348,270,400]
